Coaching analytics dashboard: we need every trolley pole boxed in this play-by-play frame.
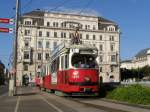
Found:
[13,0,19,95]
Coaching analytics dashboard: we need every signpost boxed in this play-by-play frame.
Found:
[0,17,15,97]
[0,18,13,33]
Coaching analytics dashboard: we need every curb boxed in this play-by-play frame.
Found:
[73,99,127,112]
[101,98,150,110]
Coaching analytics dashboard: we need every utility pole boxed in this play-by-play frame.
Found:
[13,0,19,95]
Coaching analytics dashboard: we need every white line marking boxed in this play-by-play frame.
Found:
[41,96,63,112]
[14,96,20,112]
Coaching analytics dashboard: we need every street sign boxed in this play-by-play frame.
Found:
[0,18,14,24]
[0,27,13,33]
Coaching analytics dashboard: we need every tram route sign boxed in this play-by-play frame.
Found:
[0,18,14,24]
[0,27,13,33]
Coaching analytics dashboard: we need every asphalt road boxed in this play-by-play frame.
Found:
[0,86,108,112]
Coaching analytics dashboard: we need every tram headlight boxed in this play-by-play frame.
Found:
[84,76,91,82]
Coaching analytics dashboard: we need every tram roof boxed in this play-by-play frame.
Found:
[51,42,98,59]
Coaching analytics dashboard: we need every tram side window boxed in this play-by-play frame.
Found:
[65,55,69,69]
[61,56,64,70]
[51,57,60,73]
[57,57,59,71]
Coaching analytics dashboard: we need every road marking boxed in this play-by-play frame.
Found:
[41,96,64,112]
[14,96,20,112]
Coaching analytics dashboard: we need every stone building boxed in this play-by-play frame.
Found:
[16,10,120,86]
[121,48,150,69]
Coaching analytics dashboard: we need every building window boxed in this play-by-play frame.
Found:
[53,22,58,27]
[100,67,103,72]
[24,51,30,59]
[45,53,49,60]
[24,41,29,47]
[37,53,42,60]
[38,65,41,69]
[93,35,96,40]
[80,34,82,39]
[110,44,114,51]
[93,25,96,30]
[47,22,50,27]
[85,25,88,30]
[110,66,114,72]
[25,21,31,25]
[100,35,103,40]
[99,45,103,51]
[46,41,50,49]
[69,23,74,29]
[111,55,116,62]
[86,34,89,40]
[61,32,66,38]
[24,64,28,71]
[61,23,66,28]
[88,25,90,29]
[39,31,42,37]
[69,33,73,38]
[54,32,57,38]
[53,42,57,50]
[46,32,50,37]
[99,55,103,62]
[93,44,96,47]
[38,41,42,48]
[109,35,114,41]
[56,22,58,27]
[108,26,115,31]
[24,30,30,36]
[53,22,55,27]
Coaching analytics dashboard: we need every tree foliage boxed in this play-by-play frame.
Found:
[121,65,150,81]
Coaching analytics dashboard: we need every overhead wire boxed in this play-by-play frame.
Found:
[48,0,70,12]
[78,0,95,15]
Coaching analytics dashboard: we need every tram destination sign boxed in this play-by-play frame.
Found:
[80,49,97,55]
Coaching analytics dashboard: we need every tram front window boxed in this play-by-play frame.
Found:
[72,54,97,68]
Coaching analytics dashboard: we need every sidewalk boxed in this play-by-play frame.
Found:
[78,98,150,112]
[0,85,8,95]
[16,86,39,95]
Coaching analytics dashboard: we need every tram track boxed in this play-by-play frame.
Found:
[70,98,127,112]
[41,91,127,112]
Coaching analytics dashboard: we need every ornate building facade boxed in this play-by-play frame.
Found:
[16,10,120,86]
[121,48,150,69]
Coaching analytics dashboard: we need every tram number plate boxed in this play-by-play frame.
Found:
[84,88,91,92]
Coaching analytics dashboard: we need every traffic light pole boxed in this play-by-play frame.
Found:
[13,0,19,96]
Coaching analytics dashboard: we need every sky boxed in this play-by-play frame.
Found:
[0,0,150,68]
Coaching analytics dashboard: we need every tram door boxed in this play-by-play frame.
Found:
[61,55,68,84]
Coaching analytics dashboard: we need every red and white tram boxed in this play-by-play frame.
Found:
[39,42,99,96]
